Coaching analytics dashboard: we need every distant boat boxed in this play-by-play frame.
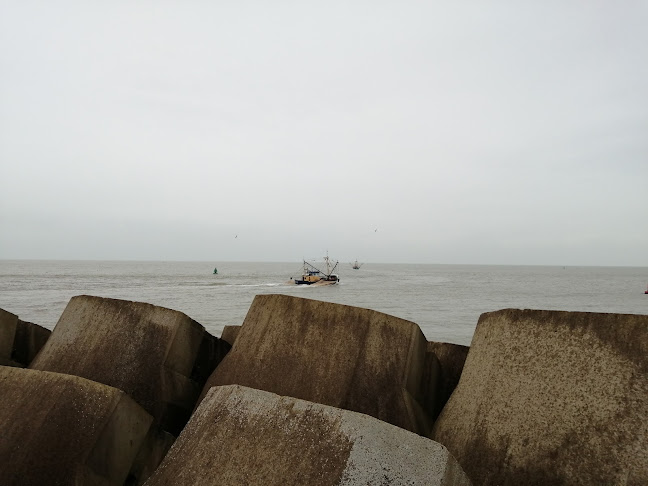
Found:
[351,260,362,270]
[292,254,339,285]
[213,268,218,275]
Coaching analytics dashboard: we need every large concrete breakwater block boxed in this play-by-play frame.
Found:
[0,307,51,367]
[200,294,431,434]
[0,366,158,486]
[220,324,241,346]
[29,295,231,434]
[423,341,469,420]
[0,308,18,366]
[145,384,472,485]
[432,309,648,485]
[12,317,51,366]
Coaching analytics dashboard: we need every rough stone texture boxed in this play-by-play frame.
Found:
[220,324,241,346]
[432,309,648,486]
[145,385,472,486]
[423,341,469,420]
[12,319,51,367]
[0,366,155,486]
[0,308,18,365]
[29,295,230,435]
[200,294,431,435]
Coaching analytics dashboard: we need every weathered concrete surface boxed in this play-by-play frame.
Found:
[200,294,431,434]
[1,308,51,368]
[432,309,648,485]
[29,295,230,434]
[0,366,155,486]
[12,318,51,367]
[130,427,175,486]
[220,324,241,346]
[423,341,469,420]
[145,385,472,485]
[0,308,18,366]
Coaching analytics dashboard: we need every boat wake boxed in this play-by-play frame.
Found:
[204,282,284,288]
[233,283,284,288]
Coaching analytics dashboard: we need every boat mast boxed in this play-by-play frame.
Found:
[323,251,338,276]
[324,251,334,275]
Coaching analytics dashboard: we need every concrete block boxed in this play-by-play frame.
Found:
[12,319,51,366]
[432,309,648,485]
[129,427,175,486]
[30,295,230,434]
[0,366,155,486]
[200,294,431,435]
[220,324,241,346]
[423,341,469,420]
[145,384,472,485]
[0,308,18,365]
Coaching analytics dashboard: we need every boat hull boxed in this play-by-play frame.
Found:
[294,278,338,286]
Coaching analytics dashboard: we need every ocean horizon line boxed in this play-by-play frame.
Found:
[1,258,646,269]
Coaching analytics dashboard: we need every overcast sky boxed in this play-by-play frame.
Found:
[1,1,646,265]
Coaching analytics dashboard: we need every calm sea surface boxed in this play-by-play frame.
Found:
[1,260,646,346]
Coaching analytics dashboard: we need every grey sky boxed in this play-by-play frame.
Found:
[1,1,646,265]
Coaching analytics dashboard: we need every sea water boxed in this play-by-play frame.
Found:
[1,260,646,346]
